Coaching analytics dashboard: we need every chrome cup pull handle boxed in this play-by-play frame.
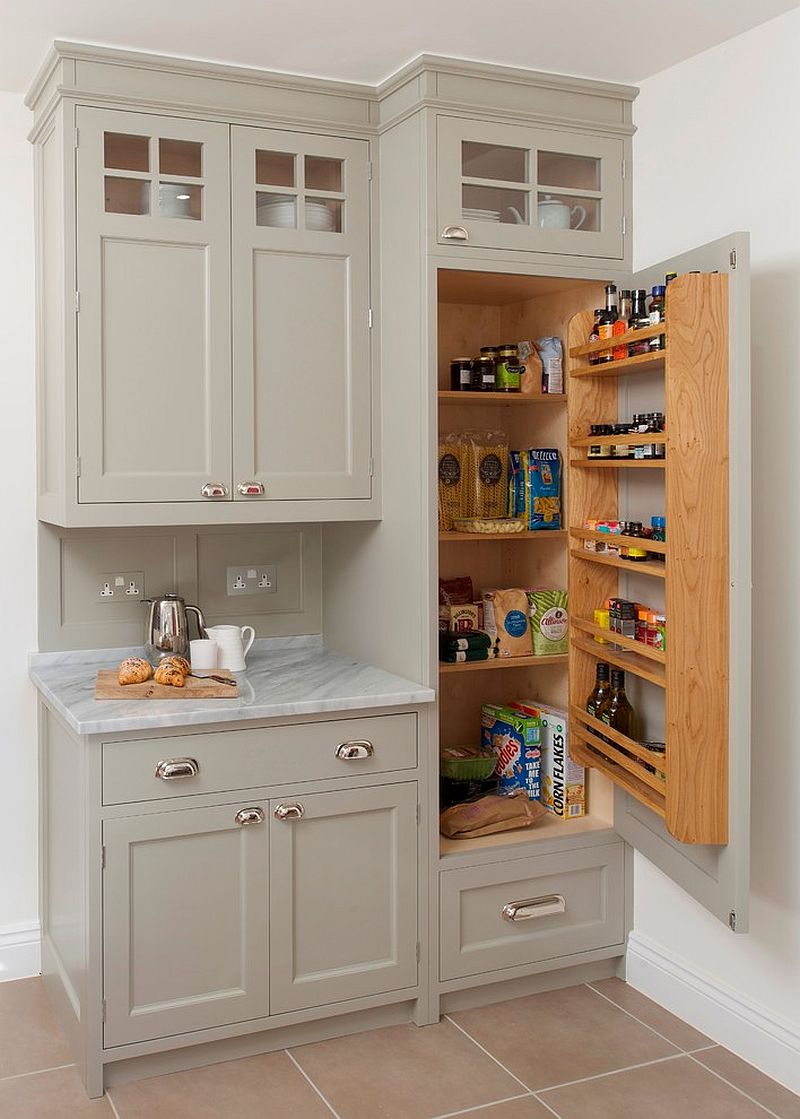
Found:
[441,224,469,241]
[335,740,375,760]
[237,481,265,496]
[274,803,305,821]
[235,807,265,826]
[201,482,228,499]
[502,895,566,922]
[155,757,199,781]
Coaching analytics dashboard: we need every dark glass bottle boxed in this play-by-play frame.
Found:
[597,284,618,364]
[599,669,635,739]
[627,289,650,356]
[612,290,632,361]
[588,309,604,366]
[586,661,611,719]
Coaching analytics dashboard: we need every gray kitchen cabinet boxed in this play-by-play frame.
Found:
[75,107,233,505]
[436,115,626,260]
[103,801,269,1047]
[269,783,418,1012]
[231,126,373,501]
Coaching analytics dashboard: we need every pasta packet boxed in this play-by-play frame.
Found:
[526,448,562,530]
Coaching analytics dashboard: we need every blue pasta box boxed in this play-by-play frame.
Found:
[481,704,541,799]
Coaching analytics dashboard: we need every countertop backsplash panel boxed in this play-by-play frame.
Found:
[38,522,322,650]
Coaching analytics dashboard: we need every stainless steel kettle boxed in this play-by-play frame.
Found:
[144,593,208,660]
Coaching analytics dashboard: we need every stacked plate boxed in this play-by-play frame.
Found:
[463,207,501,223]
[256,198,335,231]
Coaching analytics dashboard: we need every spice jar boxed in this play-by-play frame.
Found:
[612,423,631,459]
[495,344,522,392]
[471,357,496,392]
[626,522,648,562]
[588,425,603,458]
[588,310,603,366]
[648,286,666,351]
[627,289,651,355]
[450,358,473,392]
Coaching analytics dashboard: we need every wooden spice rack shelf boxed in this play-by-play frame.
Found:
[567,274,730,844]
[569,548,666,579]
[439,654,568,674]
[440,530,567,542]
[438,391,567,405]
[570,527,667,555]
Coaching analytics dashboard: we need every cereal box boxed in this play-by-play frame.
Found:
[513,702,585,819]
[481,704,541,799]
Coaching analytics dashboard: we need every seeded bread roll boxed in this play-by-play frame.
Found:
[160,655,190,676]
[118,657,153,686]
[154,663,186,688]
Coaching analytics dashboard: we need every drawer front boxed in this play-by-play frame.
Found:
[440,843,625,982]
[102,713,417,805]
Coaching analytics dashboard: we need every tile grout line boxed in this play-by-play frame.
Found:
[430,1091,535,1119]
[584,981,697,1053]
[285,1048,343,1119]
[105,1089,123,1119]
[532,1093,565,1118]
[0,1062,76,1085]
[537,1051,687,1095]
[686,1052,784,1119]
[687,1044,720,1054]
[444,1015,534,1094]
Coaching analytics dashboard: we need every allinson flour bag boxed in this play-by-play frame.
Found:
[527,589,569,656]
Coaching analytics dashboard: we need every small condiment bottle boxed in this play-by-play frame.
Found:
[648,286,667,351]
[598,424,613,457]
[588,425,602,459]
[627,290,651,355]
[626,522,648,562]
[450,357,473,391]
[588,310,603,366]
[653,614,667,652]
[593,607,611,643]
[612,423,631,459]
[612,290,632,361]
[636,608,649,644]
[665,272,678,286]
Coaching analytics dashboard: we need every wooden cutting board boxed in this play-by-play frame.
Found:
[95,669,239,700]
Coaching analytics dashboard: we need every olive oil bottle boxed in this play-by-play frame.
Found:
[599,668,635,739]
[586,662,611,718]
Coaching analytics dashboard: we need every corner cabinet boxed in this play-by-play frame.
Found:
[35,102,376,526]
[436,116,626,260]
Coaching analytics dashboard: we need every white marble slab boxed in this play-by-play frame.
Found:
[29,637,435,736]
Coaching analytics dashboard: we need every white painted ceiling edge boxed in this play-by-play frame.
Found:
[3,0,800,94]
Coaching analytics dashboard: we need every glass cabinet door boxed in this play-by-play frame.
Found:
[437,117,625,259]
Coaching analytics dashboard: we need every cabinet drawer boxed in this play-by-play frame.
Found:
[102,713,417,805]
[440,843,624,982]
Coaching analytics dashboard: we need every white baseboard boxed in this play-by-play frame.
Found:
[627,930,800,1095]
[0,921,41,982]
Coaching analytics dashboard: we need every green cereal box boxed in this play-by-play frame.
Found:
[513,702,585,819]
[481,704,541,800]
[527,589,569,656]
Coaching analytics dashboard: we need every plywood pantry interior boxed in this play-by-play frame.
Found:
[435,260,744,900]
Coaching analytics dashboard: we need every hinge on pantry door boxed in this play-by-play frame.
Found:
[729,249,737,270]
[74,127,79,149]
[621,215,627,236]
[76,456,81,478]
[416,803,421,825]
[728,910,737,931]
[621,158,626,179]
[415,941,421,963]
[368,457,375,478]
[100,844,105,868]
[75,291,81,313]
[368,307,373,329]
[367,161,373,180]
[101,999,107,1022]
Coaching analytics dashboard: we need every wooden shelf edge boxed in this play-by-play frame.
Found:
[571,618,666,664]
[570,706,667,777]
[570,634,666,689]
[569,351,666,379]
[439,654,568,673]
[569,548,666,579]
[570,432,667,449]
[570,527,667,555]
[570,321,667,358]
[570,459,666,469]
[571,737,666,820]
[437,391,567,405]
[440,529,567,542]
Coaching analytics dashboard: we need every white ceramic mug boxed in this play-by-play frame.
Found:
[189,639,219,670]
[205,625,255,672]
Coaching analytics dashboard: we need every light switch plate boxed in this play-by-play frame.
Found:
[226,564,277,596]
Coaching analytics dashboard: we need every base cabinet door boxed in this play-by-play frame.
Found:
[103,802,269,1047]
[269,784,418,1012]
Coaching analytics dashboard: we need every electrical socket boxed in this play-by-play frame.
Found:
[98,571,145,603]
[226,564,277,596]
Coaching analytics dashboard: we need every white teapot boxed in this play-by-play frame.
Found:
[537,194,587,231]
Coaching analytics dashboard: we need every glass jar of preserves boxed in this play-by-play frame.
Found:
[450,357,473,392]
[495,344,522,392]
[471,357,497,392]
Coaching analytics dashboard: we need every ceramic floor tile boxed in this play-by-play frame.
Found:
[289,1019,522,1119]
[108,1050,333,1118]
[587,978,712,1050]
[0,1066,114,1118]
[693,1047,800,1118]
[445,1097,555,1118]
[449,984,679,1091]
[541,1054,770,1118]
[0,976,72,1078]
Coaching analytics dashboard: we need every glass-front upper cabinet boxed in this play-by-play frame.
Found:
[436,116,626,259]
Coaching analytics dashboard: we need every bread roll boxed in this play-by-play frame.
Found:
[160,655,190,676]
[154,663,186,688]
[118,657,153,686]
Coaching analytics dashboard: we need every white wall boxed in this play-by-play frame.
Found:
[0,92,39,978]
[632,2,800,1064]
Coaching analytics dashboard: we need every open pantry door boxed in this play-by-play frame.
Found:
[614,232,751,931]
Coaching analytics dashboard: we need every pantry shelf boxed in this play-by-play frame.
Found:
[570,458,666,469]
[570,527,667,556]
[569,320,666,359]
[571,617,666,664]
[437,391,567,405]
[570,733,666,819]
[569,351,666,379]
[570,633,666,689]
[569,548,666,579]
[570,705,668,781]
[569,432,667,449]
[438,654,567,674]
[439,529,567,542]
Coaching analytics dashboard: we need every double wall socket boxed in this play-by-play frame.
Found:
[98,571,144,603]
[226,564,278,596]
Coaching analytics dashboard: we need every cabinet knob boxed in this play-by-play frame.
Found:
[501,894,566,922]
[274,802,305,821]
[201,482,228,499]
[155,757,199,781]
[235,807,265,826]
[237,481,266,497]
[335,740,375,760]
[441,225,469,241]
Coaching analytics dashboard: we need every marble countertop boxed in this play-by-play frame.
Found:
[29,636,435,736]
